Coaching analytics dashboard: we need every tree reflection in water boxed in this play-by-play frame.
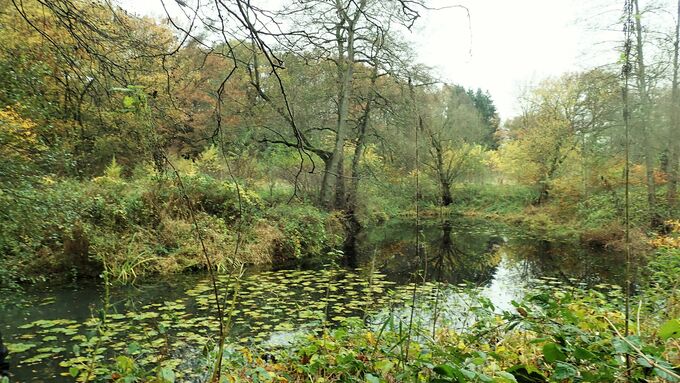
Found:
[355,218,628,288]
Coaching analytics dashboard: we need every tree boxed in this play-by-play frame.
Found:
[633,0,661,226]
[499,71,620,204]
[467,88,500,149]
[1,0,192,174]
[666,0,680,209]
[418,85,488,206]
[253,0,424,209]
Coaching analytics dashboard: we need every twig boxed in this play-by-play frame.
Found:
[603,316,680,380]
[166,159,227,383]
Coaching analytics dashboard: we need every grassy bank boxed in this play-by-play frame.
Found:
[0,160,345,287]
[1,159,674,287]
[392,183,674,250]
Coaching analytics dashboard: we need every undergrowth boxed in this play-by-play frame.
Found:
[0,159,344,287]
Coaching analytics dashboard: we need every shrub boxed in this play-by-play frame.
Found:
[268,204,343,260]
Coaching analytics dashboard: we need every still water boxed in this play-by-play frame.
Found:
[0,218,626,382]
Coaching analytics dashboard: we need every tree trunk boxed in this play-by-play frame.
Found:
[152,146,166,174]
[536,181,550,205]
[431,135,453,206]
[320,2,358,209]
[347,64,377,217]
[667,0,680,210]
[535,150,563,205]
[335,151,346,210]
[633,0,661,227]
[348,108,369,215]
[319,157,334,207]
[441,182,453,206]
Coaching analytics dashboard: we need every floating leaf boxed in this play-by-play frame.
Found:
[158,366,175,383]
[6,342,37,353]
[23,352,54,364]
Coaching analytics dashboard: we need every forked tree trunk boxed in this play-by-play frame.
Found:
[321,0,366,210]
[347,100,371,216]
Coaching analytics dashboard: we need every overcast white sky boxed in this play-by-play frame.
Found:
[118,0,628,120]
[411,0,620,119]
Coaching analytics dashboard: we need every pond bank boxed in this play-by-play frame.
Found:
[389,183,662,253]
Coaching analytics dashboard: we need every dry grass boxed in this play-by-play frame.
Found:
[239,220,284,264]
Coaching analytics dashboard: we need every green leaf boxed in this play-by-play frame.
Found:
[636,357,652,368]
[506,365,547,383]
[495,371,518,382]
[69,366,80,377]
[365,373,379,383]
[472,356,486,365]
[649,357,679,382]
[461,369,477,380]
[659,319,680,341]
[433,364,465,381]
[6,342,36,353]
[127,342,141,354]
[612,338,631,354]
[573,346,596,361]
[123,96,135,108]
[528,337,550,344]
[116,355,135,373]
[542,343,566,363]
[653,366,680,382]
[434,364,458,378]
[158,366,175,383]
[552,362,577,380]
[374,359,394,375]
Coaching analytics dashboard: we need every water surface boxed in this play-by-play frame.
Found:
[0,218,626,382]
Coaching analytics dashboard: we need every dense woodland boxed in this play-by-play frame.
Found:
[0,0,679,382]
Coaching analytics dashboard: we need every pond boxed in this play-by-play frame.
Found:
[0,217,627,382]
